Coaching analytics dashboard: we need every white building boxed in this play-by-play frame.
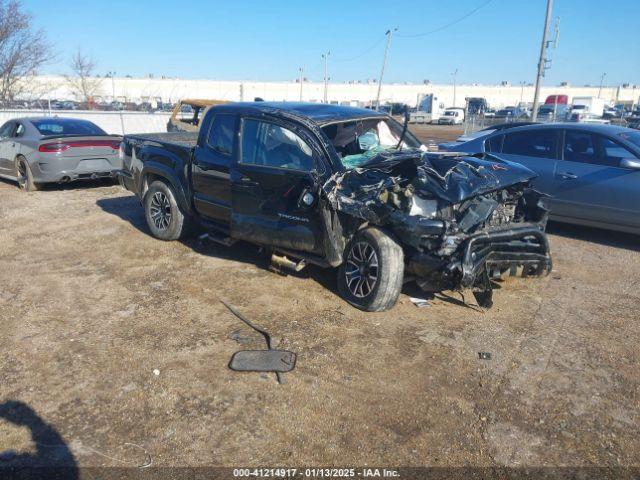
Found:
[19,75,640,109]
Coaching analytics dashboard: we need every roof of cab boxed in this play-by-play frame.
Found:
[211,102,386,125]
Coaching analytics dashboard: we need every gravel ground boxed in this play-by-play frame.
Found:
[1,124,639,474]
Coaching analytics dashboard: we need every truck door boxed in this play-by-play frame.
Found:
[191,113,237,223]
[230,117,327,254]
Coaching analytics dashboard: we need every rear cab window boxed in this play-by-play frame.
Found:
[206,114,236,157]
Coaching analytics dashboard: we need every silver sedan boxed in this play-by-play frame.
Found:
[0,117,122,191]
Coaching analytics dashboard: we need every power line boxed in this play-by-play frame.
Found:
[333,36,386,63]
[397,0,494,38]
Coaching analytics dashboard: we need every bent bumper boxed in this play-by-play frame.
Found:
[406,224,552,291]
[460,225,552,287]
[31,156,122,184]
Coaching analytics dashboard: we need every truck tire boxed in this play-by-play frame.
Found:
[144,180,193,241]
[337,227,404,312]
[16,156,41,192]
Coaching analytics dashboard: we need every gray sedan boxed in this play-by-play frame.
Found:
[0,117,122,191]
[438,123,640,234]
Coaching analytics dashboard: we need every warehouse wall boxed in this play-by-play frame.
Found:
[25,75,640,109]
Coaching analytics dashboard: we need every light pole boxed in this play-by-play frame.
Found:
[322,52,330,103]
[108,71,125,135]
[519,81,525,105]
[598,72,607,98]
[451,68,458,107]
[375,28,397,111]
[299,67,304,101]
[531,0,554,122]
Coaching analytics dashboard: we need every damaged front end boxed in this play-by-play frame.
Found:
[323,151,552,307]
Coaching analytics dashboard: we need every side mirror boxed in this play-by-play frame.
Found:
[620,158,640,170]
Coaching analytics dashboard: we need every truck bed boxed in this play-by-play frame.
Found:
[127,131,199,148]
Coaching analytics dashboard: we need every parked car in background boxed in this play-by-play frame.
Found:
[118,102,551,311]
[434,123,640,234]
[570,97,606,117]
[483,108,496,118]
[568,111,610,124]
[0,117,122,191]
[167,98,229,132]
[537,103,569,121]
[494,106,529,120]
[438,108,465,125]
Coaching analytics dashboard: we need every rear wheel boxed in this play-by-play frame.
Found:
[16,156,40,192]
[338,227,404,312]
[144,180,193,240]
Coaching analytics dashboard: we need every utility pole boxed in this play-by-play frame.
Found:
[531,0,554,122]
[375,28,397,111]
[322,52,330,103]
[598,72,607,98]
[452,68,458,107]
[109,71,125,135]
[299,67,304,101]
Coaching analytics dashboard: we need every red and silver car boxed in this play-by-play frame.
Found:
[0,117,122,191]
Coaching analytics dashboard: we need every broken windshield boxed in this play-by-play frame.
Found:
[321,117,422,169]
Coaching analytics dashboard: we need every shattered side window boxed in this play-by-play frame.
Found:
[241,119,314,171]
[322,118,420,169]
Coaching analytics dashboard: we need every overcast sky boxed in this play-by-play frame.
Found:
[26,0,640,86]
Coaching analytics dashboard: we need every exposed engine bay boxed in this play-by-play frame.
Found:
[322,150,552,307]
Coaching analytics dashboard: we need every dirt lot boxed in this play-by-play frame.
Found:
[1,124,639,473]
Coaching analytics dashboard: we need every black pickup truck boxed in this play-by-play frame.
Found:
[119,102,551,311]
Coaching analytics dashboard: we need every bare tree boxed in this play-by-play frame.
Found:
[65,49,103,104]
[0,0,51,104]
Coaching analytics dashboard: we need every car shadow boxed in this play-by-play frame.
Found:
[95,196,331,283]
[547,221,640,252]
[0,176,117,192]
[0,400,78,479]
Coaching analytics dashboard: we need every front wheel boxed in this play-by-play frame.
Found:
[144,180,193,241]
[337,227,404,312]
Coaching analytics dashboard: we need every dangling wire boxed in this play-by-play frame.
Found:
[397,0,494,38]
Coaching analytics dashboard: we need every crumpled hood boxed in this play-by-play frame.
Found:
[322,150,537,224]
[417,152,537,203]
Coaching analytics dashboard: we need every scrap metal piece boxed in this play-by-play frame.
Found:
[229,350,296,373]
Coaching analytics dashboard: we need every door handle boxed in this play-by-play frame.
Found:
[239,177,260,187]
[558,172,577,180]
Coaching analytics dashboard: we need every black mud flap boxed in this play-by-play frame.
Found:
[229,350,296,373]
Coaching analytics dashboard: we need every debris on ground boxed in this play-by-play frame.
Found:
[409,297,431,308]
[220,299,296,384]
[478,352,492,360]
